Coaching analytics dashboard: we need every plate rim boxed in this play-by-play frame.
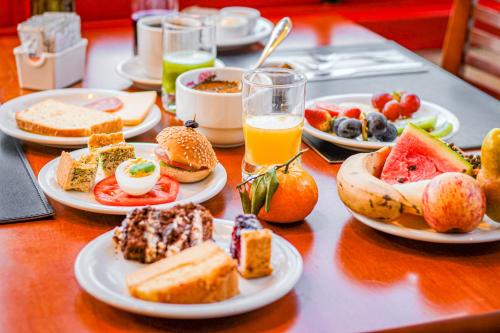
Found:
[0,88,162,147]
[304,93,460,151]
[349,209,500,244]
[216,17,273,49]
[74,219,303,319]
[37,143,228,215]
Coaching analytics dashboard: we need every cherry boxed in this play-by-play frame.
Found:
[382,100,403,121]
[371,92,393,110]
[400,93,421,117]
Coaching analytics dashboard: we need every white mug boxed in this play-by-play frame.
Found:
[137,15,163,79]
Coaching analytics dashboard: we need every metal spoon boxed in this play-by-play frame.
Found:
[251,17,292,69]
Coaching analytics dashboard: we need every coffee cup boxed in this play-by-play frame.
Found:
[137,15,163,79]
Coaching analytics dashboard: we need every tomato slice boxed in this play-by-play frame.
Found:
[94,175,180,206]
[85,97,123,112]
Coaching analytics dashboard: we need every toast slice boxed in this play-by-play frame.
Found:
[113,91,156,126]
[15,99,123,137]
[56,151,98,192]
[127,241,239,304]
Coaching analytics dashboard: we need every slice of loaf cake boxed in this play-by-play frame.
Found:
[88,132,125,152]
[15,99,123,137]
[127,241,239,304]
[230,214,273,279]
[56,151,98,192]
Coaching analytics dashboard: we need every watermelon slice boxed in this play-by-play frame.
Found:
[381,123,472,184]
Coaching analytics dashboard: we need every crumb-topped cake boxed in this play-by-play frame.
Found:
[126,241,239,304]
[113,203,213,263]
[230,214,273,278]
[56,151,98,192]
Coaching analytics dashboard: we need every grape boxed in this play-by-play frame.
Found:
[337,119,362,138]
[366,112,388,136]
[371,92,393,110]
[332,117,347,134]
[375,123,398,142]
[382,100,402,121]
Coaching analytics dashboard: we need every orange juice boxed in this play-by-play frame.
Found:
[243,114,303,166]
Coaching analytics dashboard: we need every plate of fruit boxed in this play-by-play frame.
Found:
[304,92,460,152]
[337,125,500,243]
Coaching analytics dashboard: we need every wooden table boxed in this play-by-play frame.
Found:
[1,13,500,333]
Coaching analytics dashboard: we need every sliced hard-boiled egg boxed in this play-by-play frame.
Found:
[115,158,160,196]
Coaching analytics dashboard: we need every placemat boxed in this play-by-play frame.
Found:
[220,41,500,149]
[0,132,54,223]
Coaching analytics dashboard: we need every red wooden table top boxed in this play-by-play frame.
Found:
[1,13,499,333]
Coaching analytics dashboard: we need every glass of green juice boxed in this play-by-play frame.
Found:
[161,13,216,113]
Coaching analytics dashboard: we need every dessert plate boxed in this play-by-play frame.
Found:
[38,143,227,215]
[75,219,303,319]
[217,18,273,50]
[304,93,460,152]
[0,89,161,148]
[116,57,226,90]
[350,209,500,244]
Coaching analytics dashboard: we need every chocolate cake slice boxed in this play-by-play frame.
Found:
[113,203,213,263]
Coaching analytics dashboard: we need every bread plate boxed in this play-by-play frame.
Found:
[74,219,302,319]
[304,93,460,152]
[38,143,227,215]
[0,89,161,148]
[349,209,500,244]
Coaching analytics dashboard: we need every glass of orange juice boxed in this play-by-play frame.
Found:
[241,68,306,179]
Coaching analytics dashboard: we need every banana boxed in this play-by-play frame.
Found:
[337,147,421,222]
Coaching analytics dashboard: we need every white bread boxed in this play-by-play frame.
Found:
[127,241,239,304]
[113,91,157,126]
[15,99,123,137]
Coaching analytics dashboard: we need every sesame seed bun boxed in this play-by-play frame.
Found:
[159,163,212,183]
[155,126,218,182]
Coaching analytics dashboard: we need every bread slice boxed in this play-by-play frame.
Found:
[88,132,125,151]
[56,151,98,192]
[113,91,156,126]
[98,143,135,177]
[127,241,239,304]
[15,99,123,137]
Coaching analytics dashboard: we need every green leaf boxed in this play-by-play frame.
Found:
[250,177,267,215]
[238,186,252,214]
[264,169,279,212]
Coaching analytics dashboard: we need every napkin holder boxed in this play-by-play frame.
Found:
[13,38,87,90]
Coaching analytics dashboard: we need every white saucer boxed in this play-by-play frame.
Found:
[116,57,226,90]
[350,209,500,244]
[304,93,460,152]
[38,143,227,215]
[0,89,161,148]
[217,17,273,50]
[74,219,303,319]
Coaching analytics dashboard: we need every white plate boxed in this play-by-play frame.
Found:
[38,143,227,215]
[304,93,460,152]
[350,209,500,244]
[74,219,303,319]
[116,57,226,90]
[217,18,273,50]
[0,89,161,148]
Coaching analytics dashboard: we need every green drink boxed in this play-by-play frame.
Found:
[161,50,215,111]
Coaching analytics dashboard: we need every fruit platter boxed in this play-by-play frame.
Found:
[337,125,500,243]
[304,92,460,151]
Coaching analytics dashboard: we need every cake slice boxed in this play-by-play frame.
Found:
[98,142,135,177]
[15,99,123,137]
[127,241,239,304]
[56,151,98,192]
[88,132,125,152]
[230,214,273,279]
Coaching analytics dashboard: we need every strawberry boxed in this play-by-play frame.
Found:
[305,108,332,132]
[341,107,361,119]
[315,102,343,117]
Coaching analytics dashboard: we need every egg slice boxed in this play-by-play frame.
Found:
[115,158,160,196]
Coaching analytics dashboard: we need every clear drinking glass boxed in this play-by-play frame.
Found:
[241,68,307,179]
[161,13,216,113]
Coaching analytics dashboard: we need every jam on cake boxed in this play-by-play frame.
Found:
[126,241,239,304]
[113,203,213,263]
[230,214,273,278]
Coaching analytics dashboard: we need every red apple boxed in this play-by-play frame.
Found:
[422,172,486,233]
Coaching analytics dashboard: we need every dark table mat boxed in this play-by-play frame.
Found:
[220,41,500,149]
[0,132,54,223]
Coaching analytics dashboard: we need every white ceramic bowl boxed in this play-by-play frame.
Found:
[176,67,245,148]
